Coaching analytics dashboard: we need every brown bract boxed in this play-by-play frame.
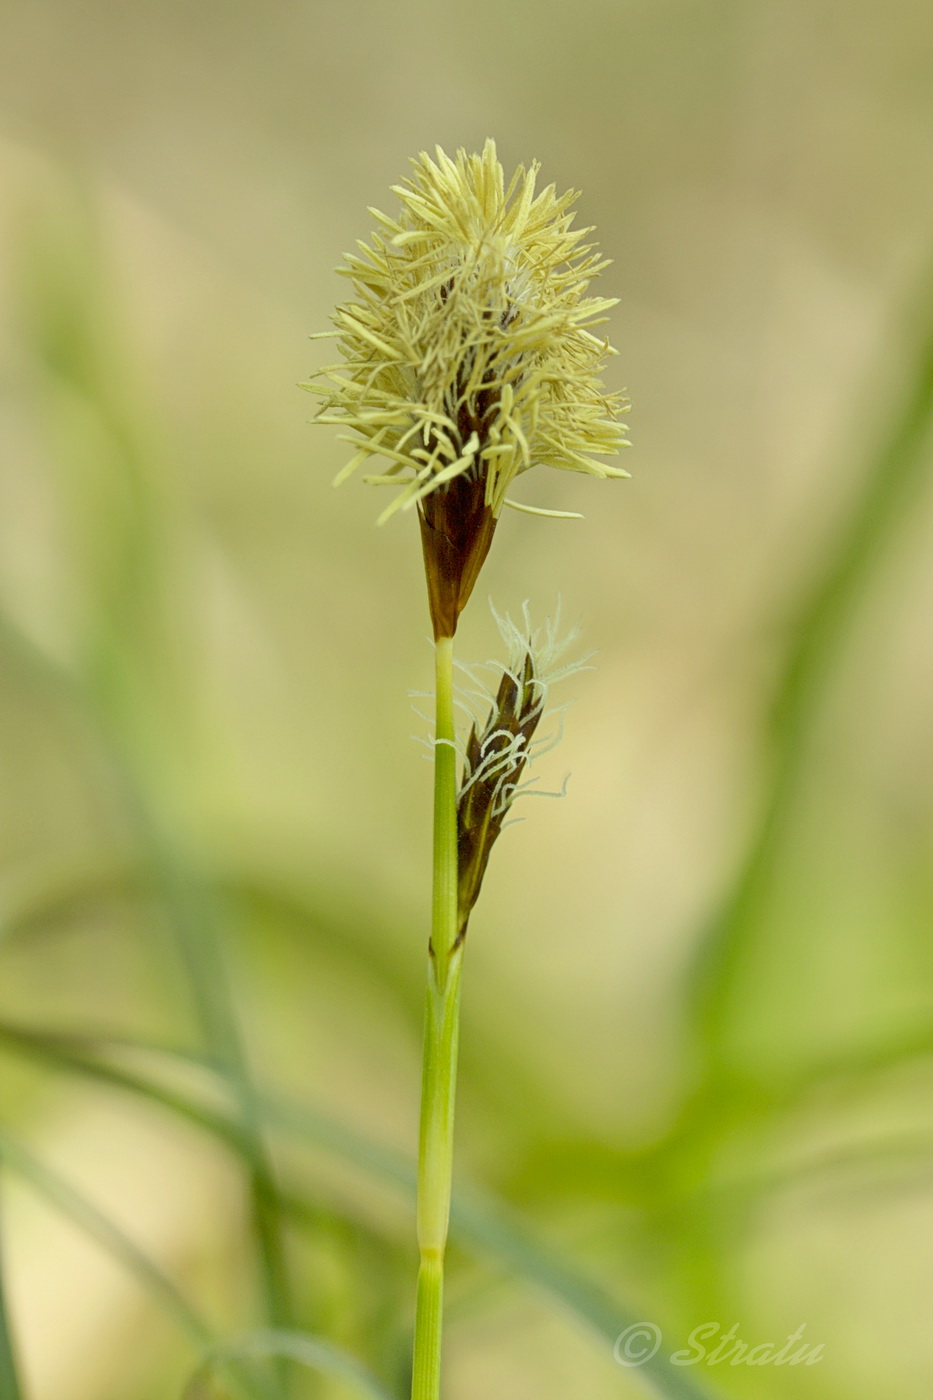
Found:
[418,468,497,640]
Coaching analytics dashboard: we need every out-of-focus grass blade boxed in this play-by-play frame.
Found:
[0,1217,24,1400]
[184,1329,399,1400]
[226,873,561,1133]
[0,1027,720,1400]
[446,1191,718,1400]
[264,1101,720,1400]
[0,1128,278,1400]
[0,1126,213,1350]
[0,857,560,1139]
[11,192,294,1341]
[689,275,933,1053]
[9,1024,930,1394]
[129,828,294,1343]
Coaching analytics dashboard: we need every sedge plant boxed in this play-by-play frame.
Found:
[307,140,628,1399]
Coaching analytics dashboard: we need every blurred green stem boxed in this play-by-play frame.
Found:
[0,1021,720,1400]
[0,607,291,1396]
[411,636,462,1400]
[0,1218,23,1400]
[111,760,292,1400]
[14,190,293,1381]
[690,283,933,1053]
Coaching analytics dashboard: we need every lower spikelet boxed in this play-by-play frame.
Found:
[455,605,588,937]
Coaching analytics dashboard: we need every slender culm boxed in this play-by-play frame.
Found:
[308,140,628,1400]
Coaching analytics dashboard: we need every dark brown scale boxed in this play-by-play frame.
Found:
[419,383,494,640]
[417,283,518,639]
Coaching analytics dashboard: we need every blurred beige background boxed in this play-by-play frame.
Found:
[1,2,933,1398]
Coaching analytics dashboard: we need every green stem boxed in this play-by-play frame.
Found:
[411,636,462,1400]
[430,637,459,990]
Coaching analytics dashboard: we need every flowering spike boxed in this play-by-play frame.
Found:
[306,140,630,638]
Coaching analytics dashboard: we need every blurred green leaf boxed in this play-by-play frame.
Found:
[0,855,561,1141]
[0,1026,720,1400]
[0,1126,214,1349]
[689,270,933,1057]
[0,373,295,1345]
[0,1222,24,1400]
[184,1330,398,1400]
